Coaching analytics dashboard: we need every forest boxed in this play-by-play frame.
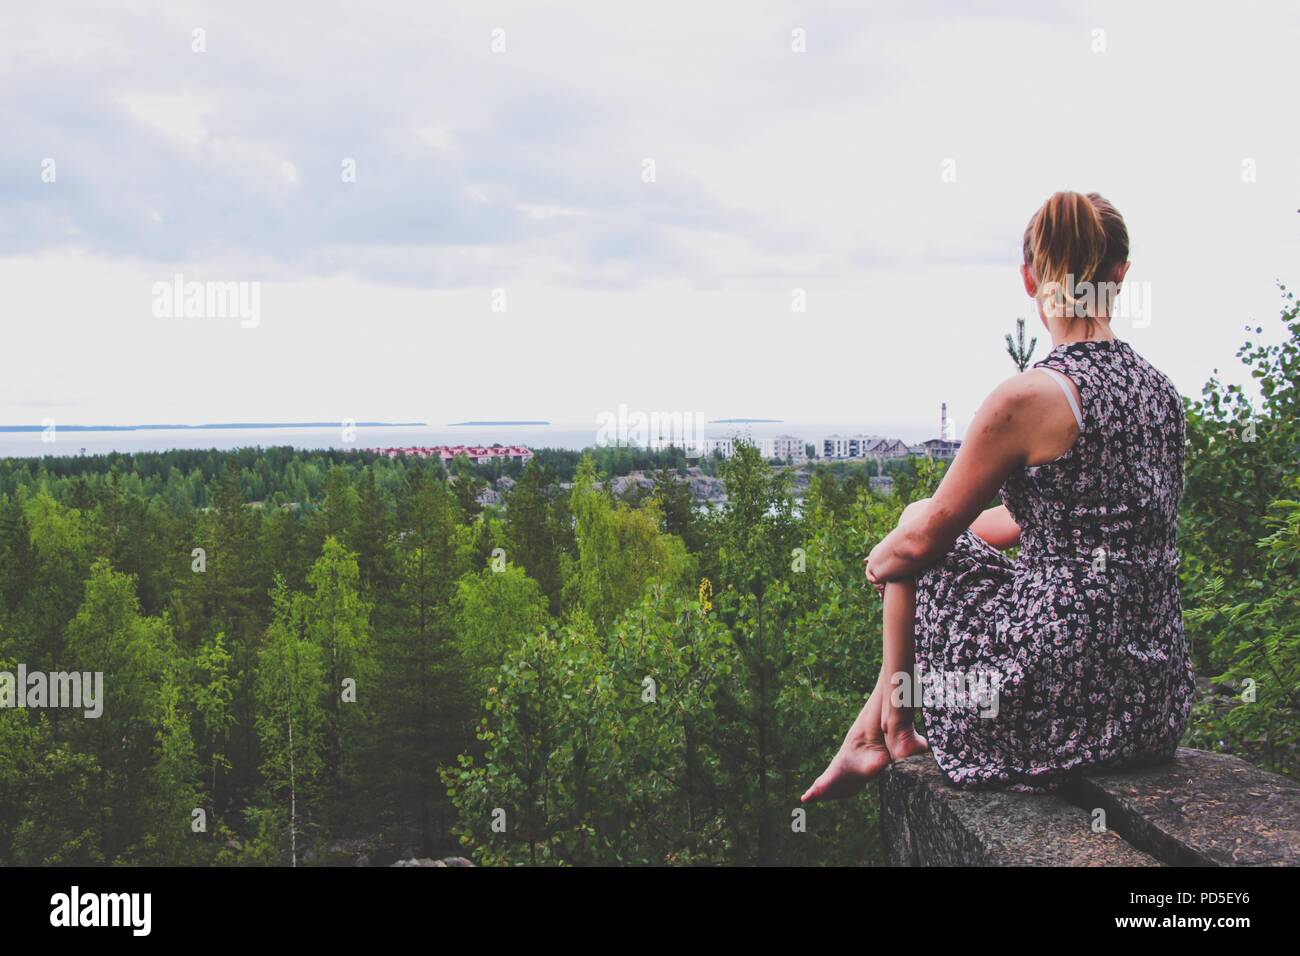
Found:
[0,287,1295,866]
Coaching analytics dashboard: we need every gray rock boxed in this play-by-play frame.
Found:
[878,754,1157,866]
[879,747,1300,866]
[1064,747,1300,866]
[388,856,474,867]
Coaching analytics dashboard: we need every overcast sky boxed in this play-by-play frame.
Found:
[2,0,1297,437]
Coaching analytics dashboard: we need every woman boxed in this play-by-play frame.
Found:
[803,191,1195,799]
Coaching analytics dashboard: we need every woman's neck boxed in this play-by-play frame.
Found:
[1049,317,1116,348]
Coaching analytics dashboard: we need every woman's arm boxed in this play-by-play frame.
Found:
[970,504,1020,550]
[866,374,1056,582]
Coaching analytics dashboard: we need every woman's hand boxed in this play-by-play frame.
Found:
[864,550,886,598]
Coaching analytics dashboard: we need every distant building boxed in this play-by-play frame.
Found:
[370,444,534,464]
[771,435,806,462]
[919,438,962,460]
[916,402,962,460]
[818,434,910,461]
[700,437,736,459]
[700,436,774,459]
[861,437,910,459]
[819,433,883,459]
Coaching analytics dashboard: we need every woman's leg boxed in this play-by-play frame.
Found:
[879,576,929,759]
[878,497,932,757]
[802,499,933,802]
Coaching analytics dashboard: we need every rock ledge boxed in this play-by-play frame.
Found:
[878,747,1300,866]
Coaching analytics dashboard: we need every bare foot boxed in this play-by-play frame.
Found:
[884,725,930,761]
[801,733,892,803]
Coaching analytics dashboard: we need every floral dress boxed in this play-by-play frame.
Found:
[913,339,1196,791]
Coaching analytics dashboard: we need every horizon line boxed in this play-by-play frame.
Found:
[0,421,427,433]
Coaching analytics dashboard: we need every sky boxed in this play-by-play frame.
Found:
[2,0,1298,439]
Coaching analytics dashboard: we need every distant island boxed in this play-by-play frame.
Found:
[709,418,783,424]
[448,420,550,427]
[0,422,426,433]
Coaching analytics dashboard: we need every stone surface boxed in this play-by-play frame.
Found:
[1064,747,1300,866]
[879,747,1300,866]
[389,856,475,867]
[879,754,1159,866]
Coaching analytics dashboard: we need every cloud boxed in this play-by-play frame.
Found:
[7,0,1068,288]
[1,0,1298,428]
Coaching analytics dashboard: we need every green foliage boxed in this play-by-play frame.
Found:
[504,460,569,610]
[443,443,917,865]
[455,566,549,690]
[444,592,734,865]
[253,578,327,865]
[145,669,204,864]
[566,455,693,629]
[189,632,236,806]
[1180,285,1300,774]
[302,537,374,826]
[1005,316,1038,372]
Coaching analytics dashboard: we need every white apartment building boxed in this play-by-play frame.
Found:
[819,433,884,459]
[698,436,777,459]
[771,435,807,462]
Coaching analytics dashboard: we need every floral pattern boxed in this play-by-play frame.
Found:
[914,339,1196,791]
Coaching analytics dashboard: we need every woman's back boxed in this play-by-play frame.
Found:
[1004,339,1185,573]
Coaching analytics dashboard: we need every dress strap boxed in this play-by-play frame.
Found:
[1037,367,1084,431]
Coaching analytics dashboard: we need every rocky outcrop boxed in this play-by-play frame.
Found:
[878,754,1157,865]
[1063,748,1300,866]
[389,856,475,867]
[879,748,1300,866]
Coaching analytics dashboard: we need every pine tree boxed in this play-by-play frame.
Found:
[381,470,468,854]
[651,464,698,551]
[63,559,176,862]
[1005,316,1038,372]
[505,459,563,610]
[448,456,486,517]
[354,467,394,597]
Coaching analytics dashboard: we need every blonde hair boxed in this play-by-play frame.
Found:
[1022,191,1128,336]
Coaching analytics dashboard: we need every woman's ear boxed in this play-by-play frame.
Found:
[1020,263,1037,297]
[1116,261,1131,285]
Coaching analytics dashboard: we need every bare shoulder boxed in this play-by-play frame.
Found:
[977,371,1061,428]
